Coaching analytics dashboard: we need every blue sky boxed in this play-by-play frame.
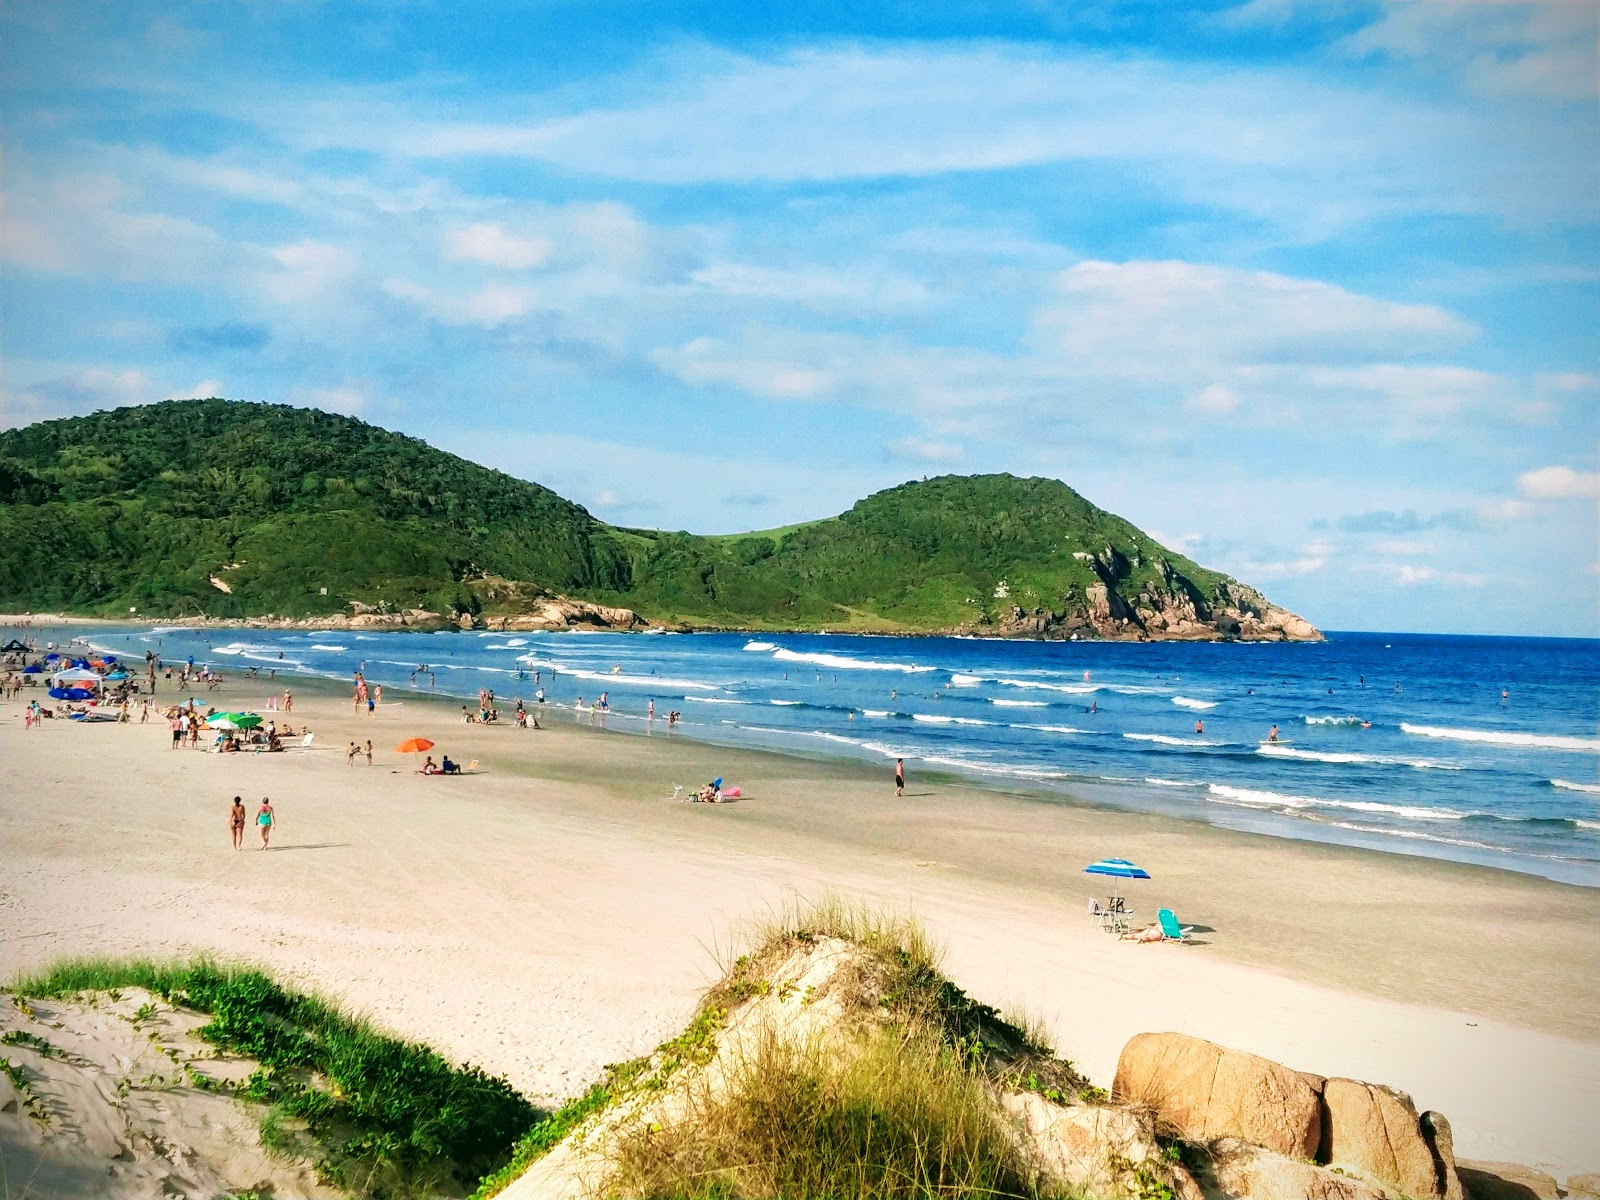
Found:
[3,1,1596,636]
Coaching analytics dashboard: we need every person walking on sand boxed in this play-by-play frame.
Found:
[256,798,276,849]
[229,796,247,850]
[374,684,382,708]
[895,758,905,797]
[347,741,360,765]
[364,739,372,766]
[284,689,293,712]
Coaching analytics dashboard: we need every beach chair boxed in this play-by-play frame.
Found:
[466,759,479,774]
[1157,908,1193,942]
[300,732,315,749]
[1087,898,1112,931]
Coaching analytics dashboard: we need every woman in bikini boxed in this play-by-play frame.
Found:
[229,796,247,850]
[256,797,276,850]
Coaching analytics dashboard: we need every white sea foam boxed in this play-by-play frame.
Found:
[558,667,717,690]
[1576,818,1600,830]
[1257,744,1462,770]
[989,699,1046,708]
[1400,723,1600,753]
[770,699,802,706]
[1124,733,1221,747]
[1320,821,1506,854]
[772,648,935,673]
[744,641,777,652]
[1172,696,1218,710]
[1012,723,1089,735]
[1302,715,1363,726]
[309,644,347,652]
[1145,777,1200,788]
[504,638,529,646]
[683,696,743,704]
[918,754,1072,781]
[1207,783,1468,822]
[862,709,891,718]
[911,714,991,726]
[1550,779,1600,794]
[949,674,985,687]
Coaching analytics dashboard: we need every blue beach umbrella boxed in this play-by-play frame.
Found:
[1084,857,1151,880]
[104,670,129,680]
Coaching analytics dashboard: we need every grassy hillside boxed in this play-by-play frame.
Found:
[597,474,1232,631]
[0,399,629,618]
[0,399,1289,635]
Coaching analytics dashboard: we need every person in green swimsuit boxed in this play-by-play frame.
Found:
[256,797,276,850]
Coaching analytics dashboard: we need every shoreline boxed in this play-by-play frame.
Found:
[34,619,1598,890]
[3,673,1598,1177]
[0,609,1323,643]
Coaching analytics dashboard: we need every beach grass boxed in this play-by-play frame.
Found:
[605,1020,1087,1200]
[12,956,539,1198]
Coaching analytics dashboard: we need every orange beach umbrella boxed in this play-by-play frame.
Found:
[394,737,435,754]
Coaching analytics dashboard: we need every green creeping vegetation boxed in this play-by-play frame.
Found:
[0,398,1272,635]
[11,957,539,1199]
[1,1028,66,1058]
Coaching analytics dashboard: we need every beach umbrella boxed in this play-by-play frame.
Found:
[394,737,434,753]
[48,687,96,701]
[206,713,261,731]
[1084,857,1151,880]
[44,653,60,661]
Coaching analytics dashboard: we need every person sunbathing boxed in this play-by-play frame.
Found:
[420,756,438,775]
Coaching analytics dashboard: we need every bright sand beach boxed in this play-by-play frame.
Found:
[2,665,1597,1178]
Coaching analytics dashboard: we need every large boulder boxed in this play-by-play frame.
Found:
[1566,1173,1600,1199]
[1207,1138,1389,1200]
[1113,1032,1321,1159]
[1456,1160,1563,1200]
[1320,1078,1462,1200]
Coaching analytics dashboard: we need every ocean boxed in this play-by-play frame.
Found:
[73,625,1599,886]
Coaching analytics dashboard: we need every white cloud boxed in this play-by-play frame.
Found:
[1373,538,1436,558]
[1478,497,1537,523]
[1341,0,1598,101]
[265,240,354,302]
[444,223,552,270]
[1187,384,1241,416]
[1,366,224,427]
[305,385,370,416]
[689,262,931,313]
[1517,465,1600,500]
[1036,260,1474,370]
[1387,563,1490,588]
[885,437,964,464]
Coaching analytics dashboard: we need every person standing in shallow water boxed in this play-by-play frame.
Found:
[229,796,246,851]
[256,797,276,850]
[895,758,905,797]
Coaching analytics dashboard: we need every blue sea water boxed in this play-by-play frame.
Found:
[77,625,1600,886]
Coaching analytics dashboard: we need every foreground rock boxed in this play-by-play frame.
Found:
[0,989,338,1200]
[1113,1030,1322,1159]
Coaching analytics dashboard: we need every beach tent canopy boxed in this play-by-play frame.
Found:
[1084,857,1151,880]
[51,668,103,684]
[0,639,30,654]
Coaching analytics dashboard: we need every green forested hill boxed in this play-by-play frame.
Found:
[0,399,1314,638]
[0,400,630,617]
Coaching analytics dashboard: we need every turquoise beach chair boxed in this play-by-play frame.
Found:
[1157,908,1192,942]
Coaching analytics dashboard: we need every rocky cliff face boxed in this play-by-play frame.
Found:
[979,546,1321,642]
